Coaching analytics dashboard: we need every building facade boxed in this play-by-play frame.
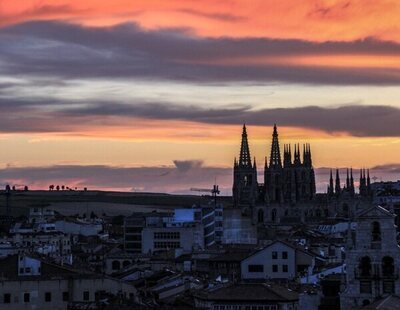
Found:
[232,124,372,225]
[341,205,400,308]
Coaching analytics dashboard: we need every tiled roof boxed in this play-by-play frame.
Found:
[195,283,299,302]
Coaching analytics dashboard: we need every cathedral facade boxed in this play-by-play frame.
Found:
[232,124,372,224]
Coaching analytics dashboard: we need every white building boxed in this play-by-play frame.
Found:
[0,255,137,309]
[241,240,316,280]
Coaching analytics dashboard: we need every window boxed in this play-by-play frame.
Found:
[272,251,278,259]
[112,260,121,270]
[271,209,277,223]
[45,292,51,302]
[83,291,89,301]
[19,268,24,274]
[383,281,395,294]
[154,232,180,239]
[63,292,69,302]
[282,251,288,259]
[272,265,278,272]
[257,209,264,223]
[282,265,288,272]
[382,256,395,277]
[248,264,264,272]
[24,293,30,303]
[359,256,372,277]
[371,221,381,241]
[3,294,11,304]
[154,241,180,249]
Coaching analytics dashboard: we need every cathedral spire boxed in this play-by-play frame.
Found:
[269,124,282,168]
[328,169,334,196]
[350,168,355,194]
[239,124,252,167]
[283,144,291,167]
[335,169,341,194]
[359,168,367,196]
[294,143,301,165]
[346,168,350,189]
[304,143,312,167]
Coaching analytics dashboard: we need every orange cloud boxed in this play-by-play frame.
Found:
[1,0,400,42]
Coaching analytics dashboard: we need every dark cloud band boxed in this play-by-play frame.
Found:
[0,95,399,137]
[1,21,400,85]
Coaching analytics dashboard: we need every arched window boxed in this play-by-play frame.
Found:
[359,256,371,277]
[284,209,289,217]
[316,209,321,217]
[243,175,248,186]
[382,256,394,277]
[112,260,121,271]
[372,221,381,241]
[257,209,264,223]
[271,209,277,223]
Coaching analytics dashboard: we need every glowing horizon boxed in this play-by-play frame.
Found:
[0,1,399,192]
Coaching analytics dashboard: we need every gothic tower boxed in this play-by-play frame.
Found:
[264,125,316,204]
[341,205,400,308]
[264,124,284,203]
[233,124,258,207]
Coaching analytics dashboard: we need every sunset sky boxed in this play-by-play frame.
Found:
[0,0,399,193]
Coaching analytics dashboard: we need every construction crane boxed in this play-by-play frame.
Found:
[190,184,220,205]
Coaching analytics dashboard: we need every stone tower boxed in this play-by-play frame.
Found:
[264,125,316,204]
[341,205,400,308]
[233,124,258,207]
[264,124,283,203]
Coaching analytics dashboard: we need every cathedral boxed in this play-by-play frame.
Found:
[232,124,372,224]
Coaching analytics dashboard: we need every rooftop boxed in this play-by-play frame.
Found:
[195,283,299,302]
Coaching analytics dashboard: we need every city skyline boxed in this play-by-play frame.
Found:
[0,1,399,192]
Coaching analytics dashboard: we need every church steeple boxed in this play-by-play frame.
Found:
[269,124,282,168]
[328,169,334,196]
[350,168,355,194]
[294,144,301,165]
[283,144,292,167]
[335,169,341,194]
[233,124,258,207]
[303,144,312,167]
[239,124,252,167]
